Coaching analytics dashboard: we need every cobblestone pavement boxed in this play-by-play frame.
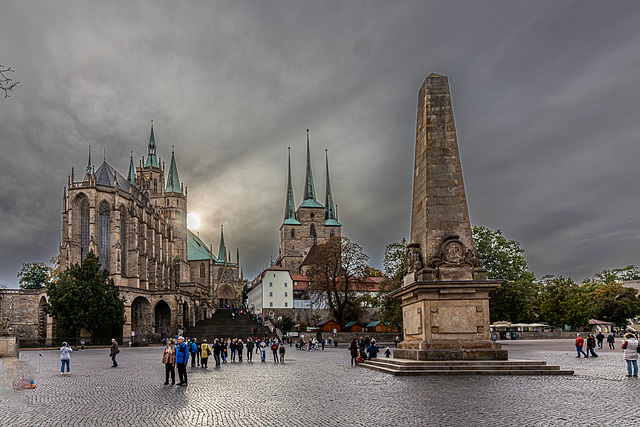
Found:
[1,340,639,426]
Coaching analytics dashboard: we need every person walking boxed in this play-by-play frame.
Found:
[213,338,222,367]
[230,339,237,362]
[200,339,211,369]
[586,334,598,357]
[279,341,286,363]
[60,342,72,375]
[607,333,615,350]
[348,339,359,366]
[271,341,279,362]
[596,332,605,350]
[621,333,639,377]
[110,339,119,367]
[190,338,199,368]
[245,337,254,362]
[367,339,380,360]
[237,339,244,362]
[259,339,267,362]
[575,333,588,358]
[175,336,189,386]
[162,339,176,384]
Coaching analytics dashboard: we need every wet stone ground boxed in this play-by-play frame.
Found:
[1,340,639,426]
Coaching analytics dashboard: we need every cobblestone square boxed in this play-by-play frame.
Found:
[1,340,639,426]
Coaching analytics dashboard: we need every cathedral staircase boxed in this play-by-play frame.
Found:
[187,309,272,341]
[360,358,573,376]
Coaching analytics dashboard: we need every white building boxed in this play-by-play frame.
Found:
[247,265,294,315]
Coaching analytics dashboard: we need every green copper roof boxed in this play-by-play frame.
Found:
[186,230,217,261]
[324,150,340,225]
[144,125,159,168]
[165,149,181,193]
[218,225,227,263]
[127,152,135,182]
[303,129,317,204]
[300,199,324,208]
[284,148,301,225]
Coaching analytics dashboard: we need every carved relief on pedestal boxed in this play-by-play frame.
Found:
[403,307,422,335]
[428,235,482,269]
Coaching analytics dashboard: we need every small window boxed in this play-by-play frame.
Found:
[269,292,273,297]
[269,282,273,287]
[284,302,288,307]
[284,282,288,287]
[284,292,288,297]
[270,302,273,307]
[291,228,295,238]
[274,274,276,277]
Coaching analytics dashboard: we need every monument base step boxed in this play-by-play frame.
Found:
[360,358,573,376]
[394,347,508,361]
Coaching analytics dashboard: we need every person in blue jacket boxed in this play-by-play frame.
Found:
[175,336,190,386]
[366,339,380,360]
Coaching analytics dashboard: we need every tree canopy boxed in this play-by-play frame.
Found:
[376,238,407,328]
[44,252,125,335]
[17,261,51,289]
[307,236,369,325]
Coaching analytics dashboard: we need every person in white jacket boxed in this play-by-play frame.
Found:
[621,333,638,377]
[60,342,72,375]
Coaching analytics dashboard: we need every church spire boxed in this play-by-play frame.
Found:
[218,225,227,264]
[284,147,301,225]
[303,129,316,202]
[324,150,340,226]
[144,121,159,168]
[127,151,135,182]
[83,145,93,181]
[165,146,181,193]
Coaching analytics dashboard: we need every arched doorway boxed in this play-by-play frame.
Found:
[218,283,236,309]
[131,297,151,345]
[182,302,189,328]
[38,297,47,344]
[154,300,171,338]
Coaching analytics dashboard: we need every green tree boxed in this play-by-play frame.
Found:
[44,252,125,337]
[538,276,593,330]
[17,261,52,289]
[590,281,640,328]
[376,239,407,329]
[307,236,369,326]
[472,227,537,323]
[593,265,640,284]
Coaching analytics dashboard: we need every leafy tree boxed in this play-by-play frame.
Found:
[376,239,407,328]
[17,262,52,289]
[589,281,640,328]
[307,236,369,326]
[538,276,593,330]
[472,226,537,323]
[44,252,125,337]
[363,266,384,277]
[593,265,640,284]
[279,316,295,331]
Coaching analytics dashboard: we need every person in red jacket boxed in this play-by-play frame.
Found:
[575,333,588,358]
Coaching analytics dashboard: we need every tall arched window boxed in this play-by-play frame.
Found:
[291,228,295,238]
[154,179,157,194]
[310,224,316,237]
[330,230,335,238]
[200,263,206,279]
[99,202,110,270]
[80,200,90,259]
[120,211,127,274]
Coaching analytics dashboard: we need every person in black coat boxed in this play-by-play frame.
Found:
[213,338,222,366]
[245,337,254,361]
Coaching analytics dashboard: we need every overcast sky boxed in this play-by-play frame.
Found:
[2,1,640,287]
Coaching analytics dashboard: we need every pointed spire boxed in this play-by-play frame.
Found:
[283,147,300,225]
[218,225,227,264]
[127,151,135,182]
[86,145,92,176]
[324,149,340,225]
[303,129,316,202]
[144,121,159,168]
[165,146,181,193]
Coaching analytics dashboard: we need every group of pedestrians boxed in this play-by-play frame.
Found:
[58,338,119,375]
[575,331,640,378]
[347,337,381,366]
[160,336,287,386]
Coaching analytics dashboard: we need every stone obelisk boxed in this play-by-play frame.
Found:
[393,73,507,361]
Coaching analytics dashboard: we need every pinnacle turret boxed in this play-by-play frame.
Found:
[165,147,181,193]
[127,151,135,182]
[300,130,324,208]
[145,122,159,168]
[324,150,340,226]
[284,147,301,225]
[218,225,227,264]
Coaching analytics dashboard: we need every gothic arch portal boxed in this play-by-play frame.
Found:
[131,296,151,344]
[38,296,47,344]
[154,300,171,338]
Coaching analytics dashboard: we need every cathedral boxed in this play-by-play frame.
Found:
[276,130,342,272]
[57,124,243,343]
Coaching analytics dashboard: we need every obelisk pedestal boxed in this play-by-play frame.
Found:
[393,73,506,361]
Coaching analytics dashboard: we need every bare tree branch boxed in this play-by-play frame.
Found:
[0,64,19,98]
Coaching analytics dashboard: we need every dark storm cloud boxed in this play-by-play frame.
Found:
[2,1,640,286]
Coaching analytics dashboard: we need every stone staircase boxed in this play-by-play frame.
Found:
[361,358,574,376]
[187,310,272,341]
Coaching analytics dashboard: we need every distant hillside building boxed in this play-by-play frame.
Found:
[247,265,294,315]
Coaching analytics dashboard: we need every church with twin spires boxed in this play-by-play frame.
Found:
[58,124,243,342]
